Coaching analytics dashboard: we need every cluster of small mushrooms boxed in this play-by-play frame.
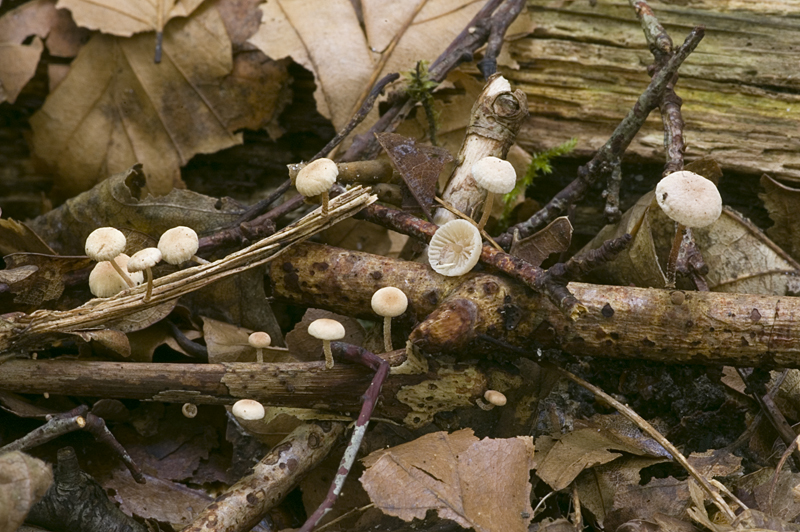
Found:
[86,157,723,424]
[86,225,206,301]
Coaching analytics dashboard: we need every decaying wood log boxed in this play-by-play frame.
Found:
[270,242,800,368]
[0,349,490,426]
[505,1,800,181]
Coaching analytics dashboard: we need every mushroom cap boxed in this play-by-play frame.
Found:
[85,227,127,262]
[484,390,507,406]
[307,318,345,341]
[371,287,408,318]
[655,171,722,228]
[88,254,144,297]
[248,331,272,349]
[295,158,338,197]
[232,399,265,421]
[128,247,162,272]
[158,226,199,265]
[471,156,516,194]
[428,219,483,277]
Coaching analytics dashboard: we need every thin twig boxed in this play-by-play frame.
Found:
[496,25,705,248]
[299,343,390,532]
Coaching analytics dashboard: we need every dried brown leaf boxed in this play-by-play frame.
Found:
[30,4,288,196]
[761,174,800,263]
[0,452,53,532]
[582,189,800,294]
[202,316,293,363]
[56,0,205,36]
[361,429,535,532]
[285,308,365,363]
[510,216,572,267]
[3,253,91,307]
[249,0,482,131]
[26,166,244,256]
[535,422,669,491]
[377,132,453,220]
[102,470,211,529]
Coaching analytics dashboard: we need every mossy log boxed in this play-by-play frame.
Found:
[505,1,800,181]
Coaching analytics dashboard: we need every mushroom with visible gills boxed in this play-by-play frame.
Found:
[85,227,136,288]
[295,158,339,215]
[128,247,161,302]
[428,219,483,277]
[308,318,345,369]
[248,332,271,363]
[158,226,209,265]
[88,254,144,298]
[371,287,408,353]
[655,170,722,288]
[471,156,517,230]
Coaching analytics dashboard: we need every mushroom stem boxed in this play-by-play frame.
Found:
[383,316,393,353]
[477,192,495,230]
[321,191,330,216]
[192,255,210,265]
[256,348,263,364]
[665,223,686,289]
[143,267,154,302]
[109,259,136,288]
[323,341,334,369]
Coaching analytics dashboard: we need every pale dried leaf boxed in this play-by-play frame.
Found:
[56,0,205,36]
[582,190,800,294]
[0,38,43,104]
[0,452,53,532]
[249,0,482,131]
[361,429,535,532]
[30,4,287,197]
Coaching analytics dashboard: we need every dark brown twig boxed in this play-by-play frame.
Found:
[313,73,400,162]
[299,342,390,532]
[360,201,630,317]
[496,25,705,248]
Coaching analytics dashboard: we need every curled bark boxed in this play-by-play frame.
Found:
[433,74,528,227]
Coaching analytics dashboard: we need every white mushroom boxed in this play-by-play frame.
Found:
[182,403,198,418]
[232,399,265,421]
[655,171,722,228]
[428,219,483,277]
[655,171,722,288]
[85,227,135,288]
[308,318,345,369]
[248,331,271,363]
[371,287,408,353]
[158,226,208,265]
[471,156,517,229]
[477,390,507,411]
[128,247,161,302]
[88,254,144,298]
[295,158,339,215]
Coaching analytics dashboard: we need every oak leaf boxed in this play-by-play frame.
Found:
[29,5,288,197]
[56,0,204,37]
[249,0,483,131]
[361,429,535,532]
